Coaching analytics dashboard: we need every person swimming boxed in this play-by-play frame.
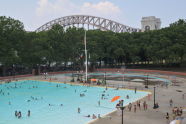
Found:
[98,101,100,106]
[84,115,90,118]
[27,110,31,117]
[18,111,21,119]
[80,93,85,97]
[78,107,81,113]
[49,104,54,106]
[15,111,18,117]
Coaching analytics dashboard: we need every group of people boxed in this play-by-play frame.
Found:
[84,114,98,119]
[165,107,183,124]
[78,107,100,119]
[116,100,124,108]
[116,100,148,113]
[132,101,148,112]
[172,107,183,117]
[15,110,30,119]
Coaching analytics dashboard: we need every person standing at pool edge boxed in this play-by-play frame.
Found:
[135,87,137,94]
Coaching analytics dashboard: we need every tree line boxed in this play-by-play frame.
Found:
[0,16,186,76]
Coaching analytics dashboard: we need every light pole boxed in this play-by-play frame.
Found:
[119,100,125,124]
[145,74,149,88]
[120,106,125,124]
[84,30,88,83]
[153,86,156,109]
[104,71,106,86]
[121,66,125,84]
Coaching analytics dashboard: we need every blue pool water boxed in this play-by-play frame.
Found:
[0,80,149,124]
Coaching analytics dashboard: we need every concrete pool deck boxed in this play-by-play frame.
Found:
[1,72,186,124]
[87,77,186,124]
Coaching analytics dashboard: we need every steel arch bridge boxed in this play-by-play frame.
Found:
[36,15,140,33]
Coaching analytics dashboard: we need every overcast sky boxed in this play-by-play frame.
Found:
[0,0,185,31]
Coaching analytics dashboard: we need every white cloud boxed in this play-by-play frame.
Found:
[81,1,121,16]
[36,0,121,18]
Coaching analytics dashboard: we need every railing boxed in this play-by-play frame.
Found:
[106,83,146,91]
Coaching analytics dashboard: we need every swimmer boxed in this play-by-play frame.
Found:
[83,90,87,92]
[27,110,31,117]
[18,111,22,118]
[15,111,18,117]
[60,104,63,106]
[84,115,90,118]
[78,107,81,113]
[98,101,100,106]
[9,101,11,105]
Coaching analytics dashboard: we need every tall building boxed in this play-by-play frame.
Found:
[141,16,161,32]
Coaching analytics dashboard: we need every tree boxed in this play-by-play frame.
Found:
[0,16,24,76]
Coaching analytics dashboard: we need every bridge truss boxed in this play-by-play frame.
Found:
[36,15,140,33]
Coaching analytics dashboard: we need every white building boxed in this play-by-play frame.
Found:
[141,16,161,32]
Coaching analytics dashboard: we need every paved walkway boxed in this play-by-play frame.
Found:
[89,77,186,124]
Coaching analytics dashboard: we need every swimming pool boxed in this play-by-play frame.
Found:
[0,80,149,124]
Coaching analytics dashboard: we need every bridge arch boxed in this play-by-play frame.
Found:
[36,15,140,33]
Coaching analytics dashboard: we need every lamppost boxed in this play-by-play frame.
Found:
[104,71,107,86]
[121,66,126,84]
[153,86,156,109]
[13,64,15,79]
[120,106,125,124]
[119,100,125,124]
[145,74,149,88]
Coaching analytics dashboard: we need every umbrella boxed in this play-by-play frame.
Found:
[169,120,181,124]
[111,96,120,102]
[183,107,186,112]
[91,79,97,82]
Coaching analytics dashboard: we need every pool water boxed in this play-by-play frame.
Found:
[0,80,149,124]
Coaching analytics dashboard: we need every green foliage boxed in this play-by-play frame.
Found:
[0,16,186,76]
